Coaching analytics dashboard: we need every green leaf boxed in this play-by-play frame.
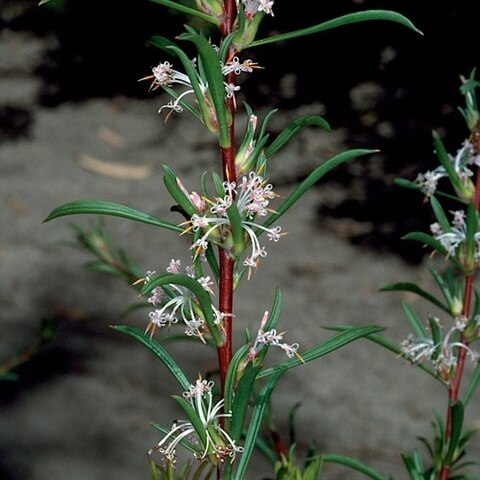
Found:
[223,344,250,430]
[429,268,457,312]
[303,456,323,480]
[463,360,480,406]
[234,372,283,480]
[148,0,219,25]
[428,316,442,361]
[231,364,262,442]
[401,453,423,480]
[445,402,465,465]
[172,395,208,448]
[179,32,230,148]
[265,287,283,331]
[430,196,451,233]
[465,204,477,268]
[321,454,388,480]
[265,115,331,158]
[44,200,183,233]
[432,131,463,192]
[250,10,422,48]
[402,232,463,271]
[400,301,429,338]
[258,326,383,378]
[381,282,449,315]
[112,325,190,390]
[162,165,197,217]
[262,149,376,230]
[142,274,223,346]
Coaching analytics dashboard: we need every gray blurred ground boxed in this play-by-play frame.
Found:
[0,30,479,480]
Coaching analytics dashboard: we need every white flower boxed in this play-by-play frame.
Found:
[140,60,208,118]
[239,0,274,19]
[181,171,284,278]
[249,311,301,360]
[144,262,224,341]
[150,379,243,464]
[416,138,479,197]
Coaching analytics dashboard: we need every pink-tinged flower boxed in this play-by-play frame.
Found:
[222,57,262,76]
[239,0,274,19]
[139,60,208,119]
[144,262,223,341]
[415,139,478,197]
[249,311,301,360]
[180,171,284,278]
[401,319,479,379]
[150,378,243,464]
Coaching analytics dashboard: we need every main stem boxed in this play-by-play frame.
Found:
[439,133,480,480]
[217,0,237,401]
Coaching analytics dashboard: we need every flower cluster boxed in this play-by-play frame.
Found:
[141,54,260,118]
[416,139,480,197]
[238,0,275,19]
[145,259,223,340]
[430,209,480,259]
[181,171,284,278]
[149,378,243,464]
[248,311,300,360]
[401,318,479,379]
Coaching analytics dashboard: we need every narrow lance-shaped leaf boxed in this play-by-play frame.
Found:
[172,395,208,448]
[445,402,464,465]
[262,149,376,230]
[401,301,429,339]
[112,325,190,390]
[430,195,451,233]
[429,268,457,313]
[265,115,331,158]
[381,282,449,315]
[463,360,480,406]
[142,274,223,346]
[234,372,283,480]
[321,454,389,480]
[432,131,464,193]
[258,325,384,378]
[179,32,230,148]
[148,0,219,25]
[402,232,464,271]
[162,165,198,217]
[231,364,262,442]
[465,203,477,269]
[44,200,183,233]
[249,10,422,48]
[223,344,251,430]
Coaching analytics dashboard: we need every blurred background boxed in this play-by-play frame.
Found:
[1,1,479,479]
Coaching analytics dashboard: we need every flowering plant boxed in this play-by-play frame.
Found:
[43,1,425,478]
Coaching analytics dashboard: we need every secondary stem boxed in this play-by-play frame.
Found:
[439,129,480,480]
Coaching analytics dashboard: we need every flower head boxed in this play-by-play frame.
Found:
[248,311,301,360]
[150,378,243,465]
[181,171,284,278]
[144,260,224,340]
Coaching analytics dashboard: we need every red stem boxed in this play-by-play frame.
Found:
[439,135,480,480]
[216,0,237,400]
